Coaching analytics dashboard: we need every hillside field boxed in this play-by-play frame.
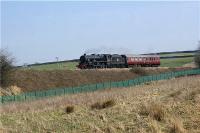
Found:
[1,75,200,133]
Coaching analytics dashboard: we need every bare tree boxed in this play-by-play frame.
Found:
[194,42,200,68]
[0,49,14,87]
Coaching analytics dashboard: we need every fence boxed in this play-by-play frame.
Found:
[1,69,200,104]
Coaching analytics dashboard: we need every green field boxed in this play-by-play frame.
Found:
[159,52,194,57]
[160,57,194,67]
[22,62,78,70]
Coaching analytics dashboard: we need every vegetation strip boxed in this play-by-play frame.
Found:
[0,69,200,104]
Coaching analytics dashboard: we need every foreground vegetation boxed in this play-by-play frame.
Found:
[1,76,200,132]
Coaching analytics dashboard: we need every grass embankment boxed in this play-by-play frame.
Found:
[9,68,170,92]
[1,76,200,132]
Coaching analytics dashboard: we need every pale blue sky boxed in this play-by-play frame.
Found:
[1,1,200,65]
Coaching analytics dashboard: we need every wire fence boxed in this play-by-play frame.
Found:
[1,68,200,104]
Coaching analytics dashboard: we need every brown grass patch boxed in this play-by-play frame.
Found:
[185,89,200,101]
[148,119,162,133]
[169,117,187,133]
[168,90,182,98]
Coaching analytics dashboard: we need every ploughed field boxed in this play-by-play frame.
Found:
[0,76,200,132]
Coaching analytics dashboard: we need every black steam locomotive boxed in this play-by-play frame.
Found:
[77,54,127,69]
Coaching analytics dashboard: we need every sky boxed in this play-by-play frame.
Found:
[1,1,200,65]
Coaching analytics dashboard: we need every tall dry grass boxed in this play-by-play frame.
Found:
[0,75,200,132]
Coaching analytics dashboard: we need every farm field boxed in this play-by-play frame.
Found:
[1,75,200,133]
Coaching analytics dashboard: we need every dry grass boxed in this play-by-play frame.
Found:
[168,117,187,133]
[139,102,166,121]
[0,75,200,132]
[0,85,23,96]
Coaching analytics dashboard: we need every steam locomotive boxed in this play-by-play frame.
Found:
[77,54,160,69]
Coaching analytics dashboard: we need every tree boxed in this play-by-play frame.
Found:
[0,49,14,87]
[194,42,200,68]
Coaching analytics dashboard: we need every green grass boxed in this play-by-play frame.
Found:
[21,62,78,70]
[159,53,194,57]
[160,57,194,67]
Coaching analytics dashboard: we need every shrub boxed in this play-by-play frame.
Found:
[129,67,147,76]
[0,49,14,87]
[91,99,116,110]
[65,105,74,114]
[102,99,116,108]
[194,44,200,68]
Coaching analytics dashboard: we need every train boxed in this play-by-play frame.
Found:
[77,54,160,69]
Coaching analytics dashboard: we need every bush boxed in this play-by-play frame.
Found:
[0,49,14,87]
[194,44,200,68]
[91,99,116,110]
[65,105,74,114]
